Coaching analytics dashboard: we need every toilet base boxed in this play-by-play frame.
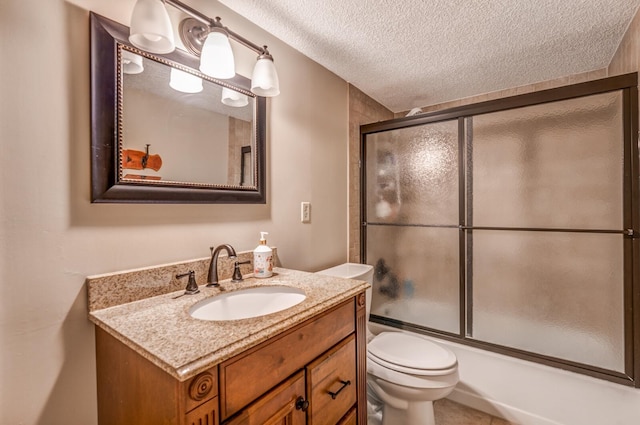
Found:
[367,399,382,425]
[382,400,435,425]
[368,371,456,425]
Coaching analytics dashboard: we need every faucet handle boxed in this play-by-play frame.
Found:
[177,270,200,295]
[232,260,251,283]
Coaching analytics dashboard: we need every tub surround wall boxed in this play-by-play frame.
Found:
[609,3,640,76]
[393,68,609,118]
[347,85,394,263]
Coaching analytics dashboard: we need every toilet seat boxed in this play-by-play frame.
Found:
[368,332,457,376]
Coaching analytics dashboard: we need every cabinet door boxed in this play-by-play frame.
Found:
[224,371,306,425]
[336,408,357,425]
[306,335,357,425]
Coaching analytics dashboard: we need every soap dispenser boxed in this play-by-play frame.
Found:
[253,231,273,278]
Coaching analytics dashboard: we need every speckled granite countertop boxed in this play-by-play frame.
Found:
[89,267,368,382]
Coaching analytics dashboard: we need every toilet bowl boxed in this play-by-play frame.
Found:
[317,263,459,425]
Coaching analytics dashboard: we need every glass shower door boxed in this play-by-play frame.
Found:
[364,120,461,334]
[468,91,626,372]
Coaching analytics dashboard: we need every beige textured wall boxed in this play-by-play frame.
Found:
[0,1,348,424]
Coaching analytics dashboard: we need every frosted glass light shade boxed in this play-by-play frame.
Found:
[199,29,235,79]
[169,68,203,93]
[251,56,280,97]
[122,51,144,74]
[129,0,175,54]
[221,87,249,107]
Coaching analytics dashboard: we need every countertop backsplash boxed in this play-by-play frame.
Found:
[86,248,277,311]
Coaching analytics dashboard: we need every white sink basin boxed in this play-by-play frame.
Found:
[189,286,306,321]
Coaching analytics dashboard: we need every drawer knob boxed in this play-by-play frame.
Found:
[295,396,309,411]
[327,379,351,400]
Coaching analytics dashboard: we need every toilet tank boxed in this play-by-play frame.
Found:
[316,263,373,321]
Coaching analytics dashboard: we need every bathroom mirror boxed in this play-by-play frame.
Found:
[90,12,266,203]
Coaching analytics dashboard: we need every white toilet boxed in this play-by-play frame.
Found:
[317,263,459,425]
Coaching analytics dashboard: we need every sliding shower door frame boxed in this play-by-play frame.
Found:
[360,73,640,387]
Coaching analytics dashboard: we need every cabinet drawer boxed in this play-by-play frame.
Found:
[224,371,306,425]
[183,367,218,413]
[306,335,356,425]
[220,298,355,420]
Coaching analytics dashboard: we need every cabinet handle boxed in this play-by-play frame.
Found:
[295,396,309,411]
[327,379,351,400]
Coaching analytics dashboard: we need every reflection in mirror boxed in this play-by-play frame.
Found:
[120,49,255,187]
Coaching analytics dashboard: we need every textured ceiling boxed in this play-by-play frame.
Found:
[218,0,640,112]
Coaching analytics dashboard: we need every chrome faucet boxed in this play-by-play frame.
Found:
[207,244,237,287]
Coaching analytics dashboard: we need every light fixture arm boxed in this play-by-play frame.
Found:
[224,26,270,57]
[164,0,213,27]
[165,0,270,56]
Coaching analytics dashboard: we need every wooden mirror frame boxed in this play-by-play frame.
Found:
[90,12,266,204]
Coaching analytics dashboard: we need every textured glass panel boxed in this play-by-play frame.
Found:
[367,225,459,333]
[472,230,625,372]
[365,120,459,225]
[471,91,623,230]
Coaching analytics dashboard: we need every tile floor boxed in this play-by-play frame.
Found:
[434,399,515,425]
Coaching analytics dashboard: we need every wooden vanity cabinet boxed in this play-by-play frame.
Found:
[95,327,219,425]
[220,296,366,425]
[95,293,366,425]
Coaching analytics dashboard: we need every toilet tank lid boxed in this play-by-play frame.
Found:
[368,332,457,370]
[316,263,373,280]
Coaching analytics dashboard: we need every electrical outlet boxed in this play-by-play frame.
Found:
[301,202,311,223]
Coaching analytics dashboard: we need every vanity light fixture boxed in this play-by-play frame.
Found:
[251,50,280,97]
[129,0,280,96]
[129,0,175,54]
[169,67,203,93]
[199,27,235,79]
